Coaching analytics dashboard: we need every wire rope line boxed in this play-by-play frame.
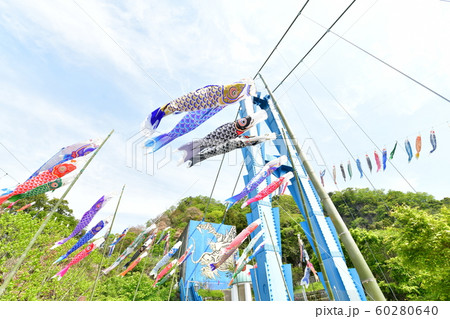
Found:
[0,130,114,298]
[201,102,244,221]
[180,107,244,300]
[35,263,58,298]
[281,65,417,194]
[0,167,20,185]
[180,101,248,251]
[324,184,399,301]
[299,64,448,134]
[276,90,402,300]
[259,207,294,301]
[302,15,450,105]
[174,131,244,300]
[284,93,313,139]
[182,141,286,300]
[235,115,294,300]
[273,197,377,301]
[273,0,380,102]
[72,179,198,300]
[236,148,295,300]
[222,129,295,300]
[114,179,199,290]
[296,127,399,301]
[0,142,31,174]
[277,89,410,301]
[202,152,227,220]
[76,177,196,300]
[282,80,448,189]
[181,149,253,300]
[58,256,96,301]
[71,0,173,100]
[301,61,418,193]
[260,74,386,300]
[253,0,311,79]
[280,128,336,299]
[275,197,356,300]
[58,267,88,301]
[272,0,357,93]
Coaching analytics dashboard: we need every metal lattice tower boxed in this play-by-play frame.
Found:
[239,93,368,301]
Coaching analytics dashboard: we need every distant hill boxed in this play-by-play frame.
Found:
[1,189,448,300]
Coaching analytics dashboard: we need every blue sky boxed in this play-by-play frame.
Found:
[0,0,449,235]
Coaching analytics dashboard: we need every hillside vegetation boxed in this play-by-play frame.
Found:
[0,189,448,301]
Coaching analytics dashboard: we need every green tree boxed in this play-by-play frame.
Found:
[332,189,450,301]
[386,206,450,300]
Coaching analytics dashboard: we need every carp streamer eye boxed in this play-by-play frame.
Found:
[238,118,247,127]
[228,86,238,98]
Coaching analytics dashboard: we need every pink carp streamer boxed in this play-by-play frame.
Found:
[149,241,182,278]
[6,200,20,209]
[16,201,35,212]
[52,238,104,280]
[241,172,294,208]
[210,218,261,271]
[153,259,177,287]
[374,151,381,172]
[228,231,264,286]
[154,244,193,286]
[225,155,287,210]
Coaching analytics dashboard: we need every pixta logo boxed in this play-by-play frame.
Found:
[125,129,172,176]
[126,128,326,175]
[301,138,326,167]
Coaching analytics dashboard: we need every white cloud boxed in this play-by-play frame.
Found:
[0,0,449,237]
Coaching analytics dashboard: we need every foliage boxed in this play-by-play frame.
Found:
[1,193,76,226]
[272,195,306,266]
[385,206,450,300]
[197,289,224,301]
[149,195,252,234]
[0,211,74,300]
[1,189,448,301]
[332,189,449,301]
[330,188,448,230]
[93,273,172,301]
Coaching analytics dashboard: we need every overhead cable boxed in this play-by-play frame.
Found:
[273,0,357,92]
